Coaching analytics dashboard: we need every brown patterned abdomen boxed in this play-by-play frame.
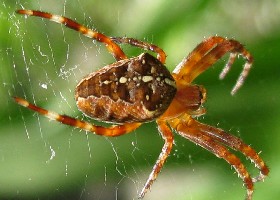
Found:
[75,53,177,123]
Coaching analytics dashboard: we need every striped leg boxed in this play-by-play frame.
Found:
[16,10,127,61]
[111,37,167,64]
[169,117,255,200]
[14,97,141,137]
[138,120,174,198]
[187,118,269,182]
[173,36,253,94]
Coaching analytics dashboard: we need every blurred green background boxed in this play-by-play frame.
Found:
[1,0,279,199]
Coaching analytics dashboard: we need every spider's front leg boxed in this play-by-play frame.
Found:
[111,37,166,63]
[173,36,253,94]
[139,120,174,199]
[16,10,126,61]
[14,97,141,137]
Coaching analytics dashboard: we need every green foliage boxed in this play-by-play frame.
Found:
[1,0,279,199]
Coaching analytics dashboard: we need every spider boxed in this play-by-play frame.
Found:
[14,9,269,200]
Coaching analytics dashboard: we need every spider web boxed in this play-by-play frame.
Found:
[2,0,279,200]
[2,1,168,199]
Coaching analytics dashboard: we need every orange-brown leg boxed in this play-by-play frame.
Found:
[173,36,253,94]
[187,118,269,182]
[139,120,174,199]
[16,10,127,61]
[14,97,141,137]
[111,37,166,64]
[174,36,228,77]
[169,117,254,200]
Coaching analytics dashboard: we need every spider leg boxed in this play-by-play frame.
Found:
[187,118,269,182]
[169,117,255,200]
[111,37,166,64]
[173,36,253,94]
[138,120,174,199]
[14,97,141,137]
[16,10,127,61]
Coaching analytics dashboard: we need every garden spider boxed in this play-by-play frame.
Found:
[15,9,269,200]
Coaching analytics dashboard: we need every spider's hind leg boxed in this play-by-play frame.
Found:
[14,97,141,137]
[187,118,269,183]
[169,116,269,200]
[169,117,254,200]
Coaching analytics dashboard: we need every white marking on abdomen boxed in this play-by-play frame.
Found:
[142,76,153,83]
[119,77,127,84]
[164,78,176,88]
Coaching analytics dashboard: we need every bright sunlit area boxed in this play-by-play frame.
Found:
[1,0,279,199]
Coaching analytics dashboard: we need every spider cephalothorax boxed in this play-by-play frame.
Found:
[15,9,269,200]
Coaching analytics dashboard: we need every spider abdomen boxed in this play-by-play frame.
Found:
[75,53,177,123]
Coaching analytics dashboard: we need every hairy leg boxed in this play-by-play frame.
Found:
[139,120,174,198]
[186,118,269,182]
[173,36,253,94]
[169,117,255,200]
